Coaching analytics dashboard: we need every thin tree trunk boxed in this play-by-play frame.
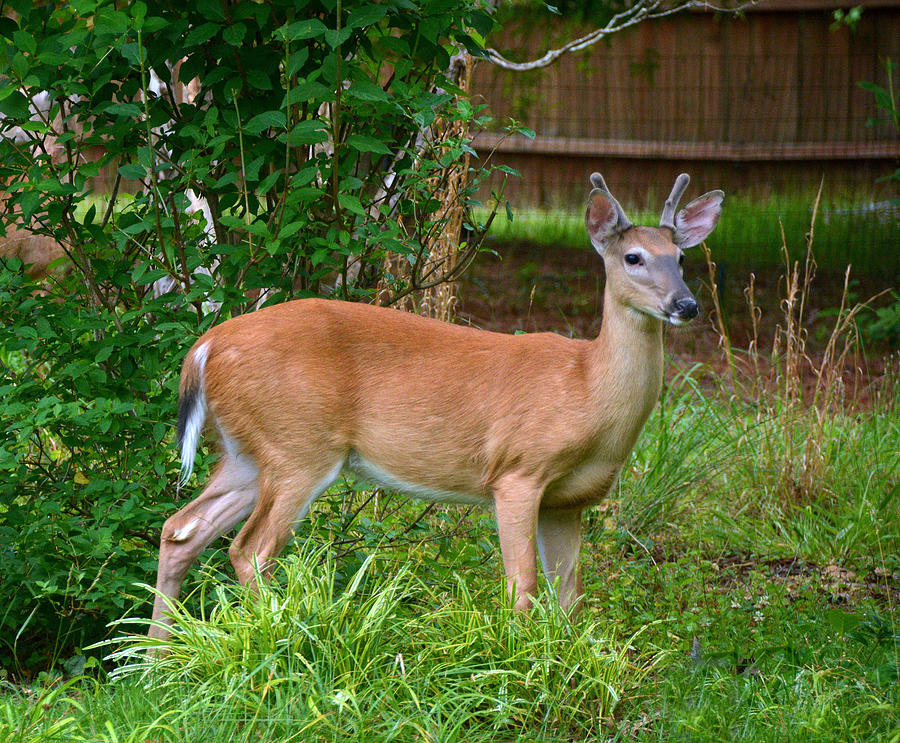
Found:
[379,51,473,321]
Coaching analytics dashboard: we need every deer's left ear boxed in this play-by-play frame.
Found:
[674,190,724,249]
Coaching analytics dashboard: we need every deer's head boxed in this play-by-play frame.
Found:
[585,173,723,326]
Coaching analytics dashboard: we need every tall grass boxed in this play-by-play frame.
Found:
[614,364,899,564]
[612,365,735,537]
[78,544,644,741]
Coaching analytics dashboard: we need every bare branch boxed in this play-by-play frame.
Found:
[485,0,757,71]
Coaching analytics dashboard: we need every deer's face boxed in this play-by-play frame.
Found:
[584,173,723,327]
[603,226,698,325]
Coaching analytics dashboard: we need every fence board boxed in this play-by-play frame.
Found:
[797,17,827,142]
[473,6,900,204]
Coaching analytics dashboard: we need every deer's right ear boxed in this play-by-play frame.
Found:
[585,190,620,254]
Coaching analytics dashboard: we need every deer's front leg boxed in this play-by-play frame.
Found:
[493,474,542,611]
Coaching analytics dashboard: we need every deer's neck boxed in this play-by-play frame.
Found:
[586,292,665,453]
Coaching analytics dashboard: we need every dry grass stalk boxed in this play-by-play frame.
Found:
[743,272,763,406]
[709,182,880,503]
[701,241,739,397]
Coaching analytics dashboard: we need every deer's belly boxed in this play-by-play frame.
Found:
[345,451,489,506]
[541,459,623,509]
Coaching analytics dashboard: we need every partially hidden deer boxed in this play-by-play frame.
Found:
[0,91,68,280]
[149,173,723,638]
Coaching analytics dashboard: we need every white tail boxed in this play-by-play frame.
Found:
[149,173,723,638]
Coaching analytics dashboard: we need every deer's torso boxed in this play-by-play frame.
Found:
[202,298,664,510]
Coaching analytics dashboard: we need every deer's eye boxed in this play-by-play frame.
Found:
[624,253,642,266]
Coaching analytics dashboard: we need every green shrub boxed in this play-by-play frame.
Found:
[0,267,186,670]
[858,291,900,346]
[0,0,506,672]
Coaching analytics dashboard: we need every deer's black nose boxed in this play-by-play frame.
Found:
[673,296,699,320]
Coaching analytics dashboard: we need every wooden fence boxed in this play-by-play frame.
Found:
[471,1,900,207]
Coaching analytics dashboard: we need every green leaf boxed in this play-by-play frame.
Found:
[282,80,331,106]
[34,316,53,339]
[120,41,144,66]
[257,171,281,195]
[280,18,327,41]
[245,69,272,90]
[419,17,441,43]
[196,0,226,22]
[222,22,246,46]
[93,8,129,35]
[223,77,243,99]
[18,191,41,221]
[287,47,310,78]
[185,22,220,46]
[857,81,886,95]
[280,120,328,146]
[324,27,352,48]
[13,30,36,55]
[118,163,146,180]
[95,344,113,363]
[347,6,388,29]
[468,8,495,37]
[217,215,246,232]
[11,51,29,79]
[0,90,29,118]
[244,155,265,181]
[338,193,365,216]
[143,15,170,33]
[107,102,142,117]
[131,1,148,29]
[244,110,285,134]
[346,80,388,103]
[346,134,392,156]
[244,220,271,238]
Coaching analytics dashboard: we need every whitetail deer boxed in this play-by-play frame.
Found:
[0,226,66,279]
[148,173,723,638]
[0,91,68,280]
[0,71,205,284]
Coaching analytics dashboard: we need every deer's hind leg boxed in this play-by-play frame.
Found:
[150,452,259,639]
[228,456,345,586]
[537,507,584,612]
